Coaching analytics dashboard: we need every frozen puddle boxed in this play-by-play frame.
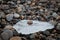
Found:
[13,20,54,34]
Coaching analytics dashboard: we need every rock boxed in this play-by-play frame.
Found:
[0,0,2,1]
[56,0,60,2]
[40,9,43,12]
[17,0,20,4]
[1,29,13,40]
[20,15,25,20]
[4,25,13,30]
[13,13,20,18]
[40,0,48,2]
[21,37,27,40]
[13,30,19,36]
[6,14,13,21]
[17,6,22,12]
[43,31,50,36]
[4,10,11,13]
[27,1,31,4]
[10,36,22,40]
[56,16,60,20]
[56,23,60,30]
[20,0,26,3]
[46,36,56,40]
[27,20,33,25]
[52,12,58,18]
[57,34,60,40]
[0,37,2,40]
[1,19,6,25]
[0,12,5,18]
[30,33,37,38]
[1,5,10,10]
[49,20,57,25]
[8,1,17,8]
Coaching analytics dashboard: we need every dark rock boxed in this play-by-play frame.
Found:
[43,31,50,36]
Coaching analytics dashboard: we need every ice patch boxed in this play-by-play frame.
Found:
[13,20,54,34]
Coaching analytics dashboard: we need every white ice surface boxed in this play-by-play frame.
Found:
[13,20,54,34]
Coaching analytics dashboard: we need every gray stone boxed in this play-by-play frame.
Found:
[56,23,60,30]
[4,10,11,13]
[43,31,50,36]
[20,0,26,2]
[52,12,58,18]
[1,29,13,40]
[30,33,37,38]
[46,36,56,40]
[40,0,48,2]
[13,13,20,18]
[0,37,2,40]
[0,12,5,18]
[6,14,13,21]
[12,29,18,36]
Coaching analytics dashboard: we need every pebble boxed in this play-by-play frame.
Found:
[56,23,60,30]
[49,20,57,25]
[43,31,50,36]
[27,20,33,25]
[46,36,56,40]
[17,6,22,12]
[13,13,20,18]
[30,33,37,38]
[6,14,13,21]
[4,25,13,30]
[10,36,22,40]
[57,34,60,39]
[0,12,5,18]
[40,0,48,2]
[1,29,13,40]
[52,12,58,18]
[0,37,2,40]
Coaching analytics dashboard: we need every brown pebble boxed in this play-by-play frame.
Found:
[4,25,13,30]
[10,36,22,40]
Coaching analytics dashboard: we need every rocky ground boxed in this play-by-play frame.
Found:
[0,0,60,40]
